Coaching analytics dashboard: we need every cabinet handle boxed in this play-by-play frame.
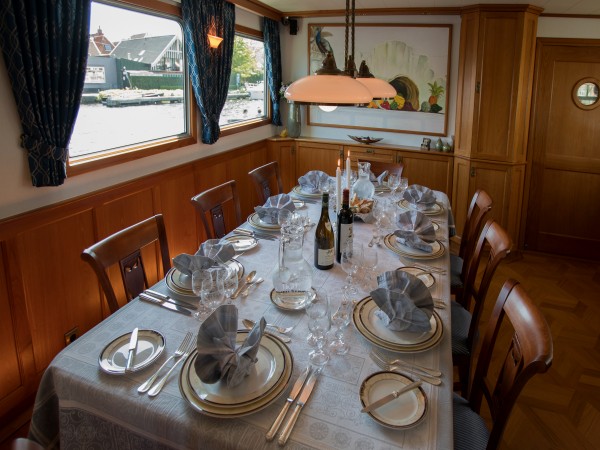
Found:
[291,144,295,155]
[475,82,481,94]
[366,148,374,154]
[470,167,476,177]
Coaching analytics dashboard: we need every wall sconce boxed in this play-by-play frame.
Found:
[207,34,223,49]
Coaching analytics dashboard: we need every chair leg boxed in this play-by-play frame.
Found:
[458,358,471,397]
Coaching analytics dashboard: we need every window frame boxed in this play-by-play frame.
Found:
[67,0,197,176]
[220,24,272,138]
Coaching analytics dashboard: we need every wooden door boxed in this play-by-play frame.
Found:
[525,39,600,259]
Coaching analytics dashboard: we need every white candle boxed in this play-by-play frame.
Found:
[336,160,342,212]
[346,151,351,192]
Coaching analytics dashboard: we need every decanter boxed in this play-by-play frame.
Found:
[352,161,375,200]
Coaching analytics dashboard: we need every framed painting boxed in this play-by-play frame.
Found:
[306,23,452,136]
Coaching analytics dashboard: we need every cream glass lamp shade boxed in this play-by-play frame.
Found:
[356,77,396,99]
[284,75,372,105]
[207,34,223,48]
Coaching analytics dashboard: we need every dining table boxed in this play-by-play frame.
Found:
[28,187,454,450]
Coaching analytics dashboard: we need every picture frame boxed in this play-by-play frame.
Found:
[306,23,452,136]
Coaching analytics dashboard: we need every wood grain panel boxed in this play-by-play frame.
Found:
[296,141,342,177]
[267,138,296,192]
[0,245,20,401]
[471,162,510,231]
[400,152,454,194]
[227,141,268,217]
[451,157,472,237]
[346,145,395,170]
[15,211,99,372]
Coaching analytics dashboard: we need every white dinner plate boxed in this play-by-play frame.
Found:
[396,266,436,288]
[383,234,446,260]
[99,329,165,374]
[222,235,258,252]
[352,296,443,352]
[247,212,280,231]
[292,185,322,198]
[179,331,293,417]
[165,260,245,297]
[360,371,427,429]
[270,288,316,310]
[398,199,444,216]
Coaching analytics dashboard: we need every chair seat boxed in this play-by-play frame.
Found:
[453,392,490,450]
[450,253,464,289]
[451,300,472,356]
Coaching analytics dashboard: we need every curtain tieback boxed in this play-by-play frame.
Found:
[21,134,68,161]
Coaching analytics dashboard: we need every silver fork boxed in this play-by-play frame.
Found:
[371,348,442,377]
[148,336,196,397]
[370,352,442,385]
[138,332,193,393]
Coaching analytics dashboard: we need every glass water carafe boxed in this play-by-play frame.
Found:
[272,219,313,299]
[352,161,375,200]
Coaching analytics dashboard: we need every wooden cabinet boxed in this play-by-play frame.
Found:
[295,139,343,178]
[345,145,396,169]
[453,5,540,244]
[398,151,454,195]
[267,138,297,192]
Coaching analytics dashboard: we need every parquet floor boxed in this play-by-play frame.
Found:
[473,251,600,450]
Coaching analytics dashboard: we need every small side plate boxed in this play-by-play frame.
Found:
[270,288,316,310]
[293,200,305,209]
[99,329,165,374]
[222,235,258,252]
[396,266,436,288]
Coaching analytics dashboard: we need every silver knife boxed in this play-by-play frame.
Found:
[278,367,321,445]
[144,289,198,310]
[125,327,139,372]
[360,380,422,413]
[139,293,193,316]
[266,366,312,441]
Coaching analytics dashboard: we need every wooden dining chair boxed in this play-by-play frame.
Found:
[453,278,553,450]
[451,189,493,298]
[81,214,171,313]
[359,160,404,178]
[191,180,242,239]
[248,161,283,204]
[452,219,512,396]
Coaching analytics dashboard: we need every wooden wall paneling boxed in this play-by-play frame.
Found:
[226,141,268,217]
[14,211,99,372]
[470,161,511,232]
[451,157,472,236]
[296,140,343,177]
[267,138,297,192]
[399,151,454,194]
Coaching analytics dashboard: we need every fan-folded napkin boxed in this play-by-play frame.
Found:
[393,210,436,253]
[173,241,235,276]
[403,184,437,208]
[194,304,266,387]
[371,271,433,332]
[298,170,330,194]
[369,170,389,186]
[254,194,295,224]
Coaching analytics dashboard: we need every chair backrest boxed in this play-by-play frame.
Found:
[459,189,493,260]
[460,219,512,355]
[248,161,283,204]
[191,180,242,239]
[359,160,404,178]
[468,278,553,450]
[81,214,171,313]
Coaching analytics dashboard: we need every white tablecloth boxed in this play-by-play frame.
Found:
[29,192,453,450]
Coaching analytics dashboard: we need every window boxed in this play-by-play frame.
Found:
[68,0,194,174]
[220,27,269,132]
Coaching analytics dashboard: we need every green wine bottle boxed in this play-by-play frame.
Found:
[314,192,334,270]
[336,188,353,263]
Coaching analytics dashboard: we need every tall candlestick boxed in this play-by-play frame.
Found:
[346,151,351,193]
[336,160,342,213]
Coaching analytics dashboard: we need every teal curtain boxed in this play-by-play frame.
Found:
[182,0,235,145]
[263,17,282,126]
[0,0,90,186]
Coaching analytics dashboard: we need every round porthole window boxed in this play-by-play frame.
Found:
[572,78,600,110]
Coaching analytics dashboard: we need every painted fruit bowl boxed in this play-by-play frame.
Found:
[348,135,383,145]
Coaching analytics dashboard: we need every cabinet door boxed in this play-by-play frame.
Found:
[346,145,395,170]
[296,141,342,177]
[399,152,453,195]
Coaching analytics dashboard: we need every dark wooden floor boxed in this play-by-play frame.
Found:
[477,251,600,450]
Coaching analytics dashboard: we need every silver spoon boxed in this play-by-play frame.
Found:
[242,319,291,343]
[231,270,256,299]
[242,318,294,335]
[242,277,264,297]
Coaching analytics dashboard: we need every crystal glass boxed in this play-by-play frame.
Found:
[191,270,211,321]
[277,209,293,229]
[399,177,409,198]
[305,289,331,365]
[341,240,362,286]
[372,199,386,241]
[216,266,238,304]
[200,273,225,313]
[202,239,222,259]
[361,245,379,290]
[387,174,401,199]
[329,295,352,355]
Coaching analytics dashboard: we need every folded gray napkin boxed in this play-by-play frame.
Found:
[298,170,330,194]
[369,170,389,186]
[194,305,266,387]
[254,194,296,224]
[371,271,433,332]
[173,241,235,276]
[403,184,437,208]
[393,210,436,252]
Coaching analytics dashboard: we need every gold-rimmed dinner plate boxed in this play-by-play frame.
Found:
[375,184,391,193]
[398,199,444,216]
[99,329,165,374]
[247,213,280,231]
[360,371,427,429]
[165,260,245,297]
[293,199,305,209]
[179,331,293,417]
[352,296,443,352]
[292,185,322,198]
[396,266,436,288]
[383,234,446,260]
[222,235,258,252]
[270,288,316,310]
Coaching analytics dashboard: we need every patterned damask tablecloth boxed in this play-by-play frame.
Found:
[29,192,453,450]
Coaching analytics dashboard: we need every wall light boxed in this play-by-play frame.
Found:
[208,34,223,49]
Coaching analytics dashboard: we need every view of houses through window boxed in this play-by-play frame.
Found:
[69,1,267,160]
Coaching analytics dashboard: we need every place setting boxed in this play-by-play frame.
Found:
[383,209,446,260]
[398,184,445,216]
[291,170,330,199]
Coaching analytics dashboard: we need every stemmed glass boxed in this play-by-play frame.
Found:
[361,245,379,290]
[341,240,362,287]
[372,199,386,244]
[191,270,212,321]
[305,289,331,365]
[329,295,352,355]
[398,177,409,199]
[216,266,238,304]
[277,209,293,231]
[387,174,401,200]
[192,270,224,318]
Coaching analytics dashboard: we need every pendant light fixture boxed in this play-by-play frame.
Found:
[285,0,378,106]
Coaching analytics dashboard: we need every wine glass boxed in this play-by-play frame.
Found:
[201,273,225,313]
[387,174,401,199]
[372,199,386,242]
[305,289,331,365]
[191,270,211,321]
[341,240,362,286]
[399,177,409,199]
[278,209,293,231]
[217,266,238,304]
[361,245,379,289]
[329,296,352,355]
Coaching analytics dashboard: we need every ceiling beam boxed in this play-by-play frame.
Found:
[230,0,283,21]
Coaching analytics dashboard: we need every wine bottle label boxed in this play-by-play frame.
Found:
[317,248,334,266]
[338,223,353,253]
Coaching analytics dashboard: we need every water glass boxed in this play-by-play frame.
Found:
[191,270,211,321]
[399,177,409,197]
[341,240,362,286]
[387,174,401,198]
[329,296,352,355]
[217,266,238,304]
[201,274,225,312]
[361,246,379,289]
[305,289,331,366]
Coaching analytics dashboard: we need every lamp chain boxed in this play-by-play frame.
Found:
[351,0,355,72]
[344,0,350,72]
